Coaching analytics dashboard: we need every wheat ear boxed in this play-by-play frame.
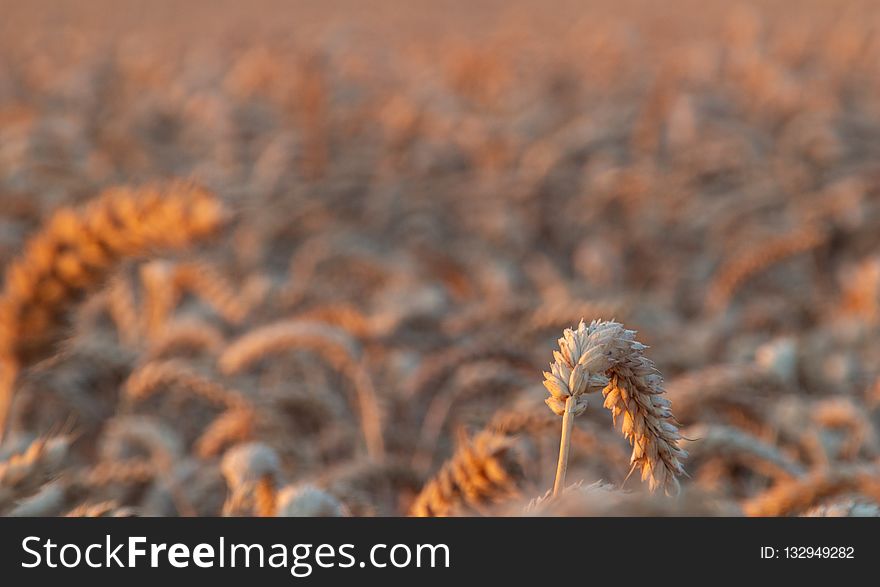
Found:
[124,359,248,411]
[408,430,526,517]
[544,320,686,495]
[0,182,228,439]
[705,224,826,313]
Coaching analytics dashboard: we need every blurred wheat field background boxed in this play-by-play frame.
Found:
[2,0,880,516]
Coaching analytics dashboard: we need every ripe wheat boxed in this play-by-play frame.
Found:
[543,320,687,495]
[409,430,526,517]
[0,182,228,438]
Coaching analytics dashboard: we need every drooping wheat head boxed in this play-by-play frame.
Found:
[543,320,687,495]
[0,182,229,439]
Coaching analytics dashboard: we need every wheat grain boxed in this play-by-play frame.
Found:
[292,303,391,339]
[219,320,361,375]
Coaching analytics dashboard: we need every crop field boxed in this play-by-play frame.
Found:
[1,0,880,516]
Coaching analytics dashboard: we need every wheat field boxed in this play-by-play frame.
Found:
[1,0,880,517]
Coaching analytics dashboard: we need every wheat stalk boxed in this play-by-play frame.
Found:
[544,320,687,495]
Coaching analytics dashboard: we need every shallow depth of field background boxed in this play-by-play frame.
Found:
[2,0,880,516]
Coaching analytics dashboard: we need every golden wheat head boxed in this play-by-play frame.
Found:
[544,320,687,494]
[0,182,229,438]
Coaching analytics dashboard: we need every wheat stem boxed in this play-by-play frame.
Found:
[553,395,576,497]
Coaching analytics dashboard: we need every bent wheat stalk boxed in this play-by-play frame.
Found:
[544,320,686,495]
